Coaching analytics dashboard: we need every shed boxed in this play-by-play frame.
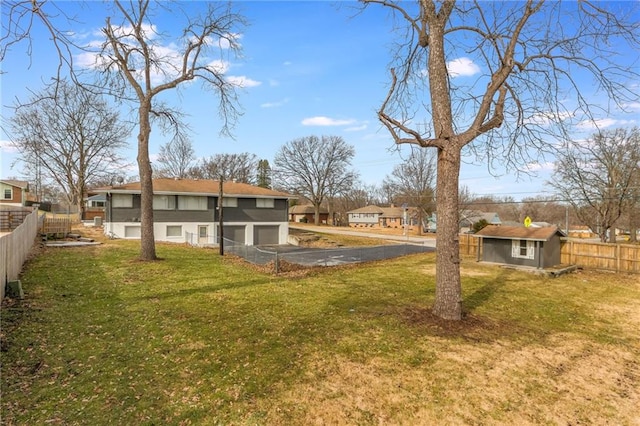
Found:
[474,225,566,269]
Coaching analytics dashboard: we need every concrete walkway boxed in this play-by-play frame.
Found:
[290,224,437,248]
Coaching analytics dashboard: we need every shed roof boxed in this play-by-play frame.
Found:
[474,225,566,241]
[94,178,292,198]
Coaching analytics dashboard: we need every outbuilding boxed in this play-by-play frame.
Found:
[474,225,566,269]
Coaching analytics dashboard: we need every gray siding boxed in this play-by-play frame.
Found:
[482,237,562,268]
[222,198,288,222]
[482,238,538,268]
[107,195,287,223]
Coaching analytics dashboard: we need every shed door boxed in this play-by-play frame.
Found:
[222,225,245,245]
[253,225,279,245]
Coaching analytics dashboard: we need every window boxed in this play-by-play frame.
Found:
[222,197,237,207]
[124,226,141,238]
[511,239,535,260]
[3,188,12,200]
[153,195,176,210]
[178,196,208,210]
[90,200,105,208]
[112,194,133,208]
[166,225,182,237]
[256,198,274,208]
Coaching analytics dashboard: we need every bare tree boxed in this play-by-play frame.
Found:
[550,128,640,243]
[8,80,129,220]
[361,0,639,320]
[383,149,436,234]
[95,0,245,260]
[1,1,86,87]
[191,152,259,184]
[274,135,356,225]
[153,137,196,179]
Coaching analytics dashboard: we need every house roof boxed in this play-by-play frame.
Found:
[289,204,328,214]
[475,225,566,241]
[380,207,402,218]
[1,179,29,189]
[94,178,292,198]
[460,210,501,225]
[347,205,385,214]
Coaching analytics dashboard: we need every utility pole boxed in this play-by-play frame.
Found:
[218,175,224,256]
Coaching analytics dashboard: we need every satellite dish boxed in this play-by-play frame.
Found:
[116,176,125,184]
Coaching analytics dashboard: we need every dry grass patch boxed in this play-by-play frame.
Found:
[264,334,639,425]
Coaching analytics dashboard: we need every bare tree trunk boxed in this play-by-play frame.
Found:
[314,202,321,226]
[138,100,157,261]
[432,146,462,321]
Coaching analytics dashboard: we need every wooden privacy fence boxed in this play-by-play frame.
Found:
[1,208,40,301]
[458,234,640,274]
[42,217,72,238]
[0,209,32,232]
[562,239,640,273]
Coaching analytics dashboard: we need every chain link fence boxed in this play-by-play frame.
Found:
[186,232,433,273]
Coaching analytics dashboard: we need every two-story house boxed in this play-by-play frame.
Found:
[95,178,293,246]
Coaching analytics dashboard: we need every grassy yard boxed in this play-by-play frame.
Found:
[1,238,639,425]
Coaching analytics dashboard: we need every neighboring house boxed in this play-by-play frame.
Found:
[347,204,417,228]
[0,180,32,207]
[289,204,328,224]
[427,211,502,233]
[95,178,292,245]
[459,210,502,232]
[474,225,566,269]
[84,193,106,221]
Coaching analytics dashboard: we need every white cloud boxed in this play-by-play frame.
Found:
[206,59,230,74]
[525,110,574,127]
[0,140,19,154]
[260,98,289,108]
[302,116,356,126]
[525,161,555,173]
[345,124,367,132]
[201,32,242,50]
[226,75,261,88]
[620,102,640,111]
[75,24,248,87]
[576,118,636,131]
[446,57,480,78]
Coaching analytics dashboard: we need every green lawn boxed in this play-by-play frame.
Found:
[1,239,639,425]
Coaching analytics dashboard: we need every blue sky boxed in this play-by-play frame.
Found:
[1,1,639,201]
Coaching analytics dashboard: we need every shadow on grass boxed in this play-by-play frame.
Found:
[463,270,509,311]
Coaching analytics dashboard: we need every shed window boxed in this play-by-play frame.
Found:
[511,239,535,260]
